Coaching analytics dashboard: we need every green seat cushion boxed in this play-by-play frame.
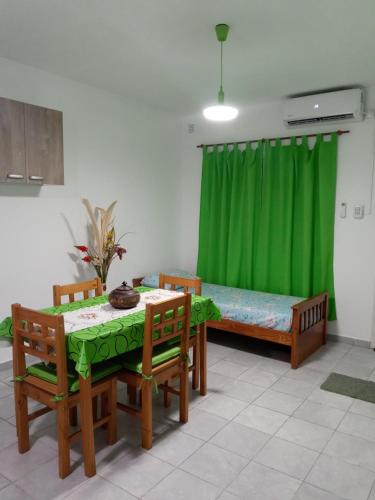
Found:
[27,359,122,393]
[122,344,181,374]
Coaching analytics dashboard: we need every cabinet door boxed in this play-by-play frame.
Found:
[25,104,64,185]
[0,97,26,183]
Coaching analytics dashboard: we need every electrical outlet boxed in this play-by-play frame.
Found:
[353,205,365,219]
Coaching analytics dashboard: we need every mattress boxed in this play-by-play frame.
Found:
[201,283,304,332]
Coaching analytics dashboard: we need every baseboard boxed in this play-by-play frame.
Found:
[327,333,371,349]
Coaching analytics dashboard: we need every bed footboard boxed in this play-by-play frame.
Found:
[290,292,328,369]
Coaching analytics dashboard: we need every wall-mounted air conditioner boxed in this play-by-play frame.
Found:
[284,89,364,127]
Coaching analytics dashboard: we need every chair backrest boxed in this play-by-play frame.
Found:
[53,277,103,306]
[11,303,68,395]
[142,294,191,377]
[159,274,202,296]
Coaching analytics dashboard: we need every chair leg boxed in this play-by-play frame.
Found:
[179,364,189,424]
[141,381,153,450]
[163,380,171,408]
[57,401,71,479]
[107,379,117,445]
[69,406,78,427]
[192,336,200,391]
[127,384,137,405]
[14,383,30,453]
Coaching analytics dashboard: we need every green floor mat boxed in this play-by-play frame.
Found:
[321,372,375,403]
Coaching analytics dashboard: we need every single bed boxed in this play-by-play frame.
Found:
[133,275,328,369]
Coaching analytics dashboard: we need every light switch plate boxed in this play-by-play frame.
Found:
[353,205,365,219]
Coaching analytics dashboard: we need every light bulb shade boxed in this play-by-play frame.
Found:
[203,105,238,121]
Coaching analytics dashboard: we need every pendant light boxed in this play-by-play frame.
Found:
[203,24,238,121]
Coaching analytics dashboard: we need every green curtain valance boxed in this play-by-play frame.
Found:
[197,133,338,320]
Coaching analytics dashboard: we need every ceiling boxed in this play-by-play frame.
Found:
[0,0,374,115]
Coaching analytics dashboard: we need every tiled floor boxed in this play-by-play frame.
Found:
[1,338,375,499]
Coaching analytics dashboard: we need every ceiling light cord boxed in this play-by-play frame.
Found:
[218,42,224,104]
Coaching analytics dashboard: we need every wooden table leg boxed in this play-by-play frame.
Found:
[199,322,207,396]
[79,372,96,477]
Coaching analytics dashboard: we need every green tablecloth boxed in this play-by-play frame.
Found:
[0,287,220,378]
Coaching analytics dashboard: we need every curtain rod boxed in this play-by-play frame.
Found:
[196,129,350,149]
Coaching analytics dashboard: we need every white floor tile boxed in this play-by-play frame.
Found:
[349,398,375,419]
[0,418,18,451]
[65,476,136,499]
[293,401,346,430]
[180,442,248,488]
[254,437,318,480]
[338,411,375,442]
[143,468,220,500]
[197,394,248,420]
[254,389,304,415]
[294,483,347,500]
[0,382,13,399]
[271,377,315,399]
[210,421,269,459]
[180,407,227,440]
[223,349,262,368]
[238,368,279,388]
[99,448,173,498]
[0,484,34,500]
[221,379,265,403]
[333,361,373,380]
[307,388,353,411]
[234,404,288,434]
[148,429,203,466]
[209,360,248,378]
[15,456,89,500]
[324,431,375,472]
[227,461,301,500]
[256,358,290,376]
[0,440,56,481]
[276,417,333,452]
[284,367,327,387]
[306,454,375,500]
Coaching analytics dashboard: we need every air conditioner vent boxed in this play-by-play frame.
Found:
[287,113,355,126]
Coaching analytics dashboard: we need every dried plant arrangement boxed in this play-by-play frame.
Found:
[74,199,126,289]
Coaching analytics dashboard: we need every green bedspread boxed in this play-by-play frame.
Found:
[0,287,220,378]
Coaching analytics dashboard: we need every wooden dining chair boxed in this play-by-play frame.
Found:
[11,303,118,479]
[159,273,202,395]
[53,277,103,425]
[117,293,191,449]
[53,277,103,306]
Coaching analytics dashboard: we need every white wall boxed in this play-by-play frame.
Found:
[0,56,181,363]
[177,90,375,344]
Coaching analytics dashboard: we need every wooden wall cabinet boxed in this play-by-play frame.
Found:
[0,97,64,185]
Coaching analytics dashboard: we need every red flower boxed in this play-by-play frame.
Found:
[116,247,127,260]
[75,245,89,252]
[82,256,92,263]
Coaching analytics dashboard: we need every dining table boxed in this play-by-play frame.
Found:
[0,286,221,476]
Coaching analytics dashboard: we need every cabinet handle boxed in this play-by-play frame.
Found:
[29,175,44,182]
[7,173,24,179]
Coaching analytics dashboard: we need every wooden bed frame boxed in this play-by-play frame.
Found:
[133,277,328,369]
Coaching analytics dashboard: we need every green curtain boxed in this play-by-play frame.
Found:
[197,133,338,320]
